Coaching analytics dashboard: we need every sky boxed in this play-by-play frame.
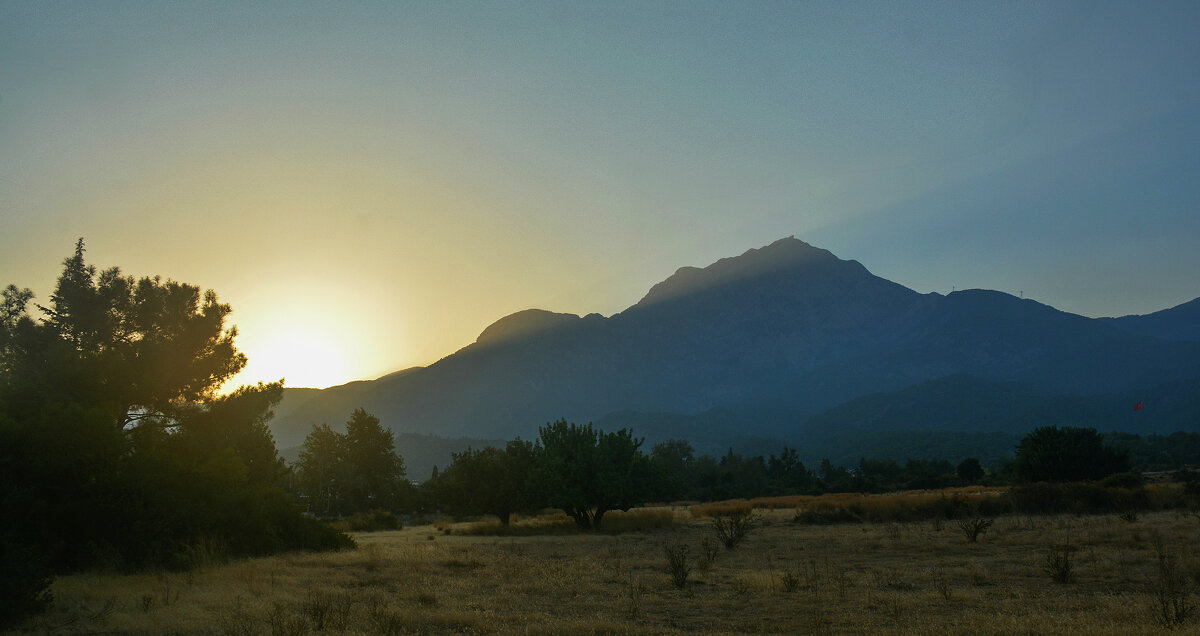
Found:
[3,1,1199,389]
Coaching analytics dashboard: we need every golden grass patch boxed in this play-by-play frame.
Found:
[20,506,1200,634]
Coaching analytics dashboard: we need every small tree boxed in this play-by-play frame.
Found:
[297,423,345,515]
[437,439,538,526]
[535,419,654,530]
[342,408,406,512]
[294,409,407,516]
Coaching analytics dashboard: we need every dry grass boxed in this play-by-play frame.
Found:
[448,508,680,536]
[18,508,1200,634]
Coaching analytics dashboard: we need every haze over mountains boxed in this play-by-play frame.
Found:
[270,238,1200,476]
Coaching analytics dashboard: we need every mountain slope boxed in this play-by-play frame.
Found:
[268,238,1200,444]
[1101,297,1200,342]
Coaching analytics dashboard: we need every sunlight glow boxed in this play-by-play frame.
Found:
[234,326,354,390]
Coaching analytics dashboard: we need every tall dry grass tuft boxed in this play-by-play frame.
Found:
[690,500,752,518]
[1044,541,1076,583]
[1150,537,1195,628]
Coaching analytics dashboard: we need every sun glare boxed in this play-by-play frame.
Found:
[235,327,354,390]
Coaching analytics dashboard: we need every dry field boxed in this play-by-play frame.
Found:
[15,505,1200,635]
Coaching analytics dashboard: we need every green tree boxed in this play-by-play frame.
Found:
[294,409,408,515]
[296,423,344,515]
[1013,426,1130,483]
[650,439,694,501]
[437,439,538,526]
[342,408,406,512]
[535,419,654,530]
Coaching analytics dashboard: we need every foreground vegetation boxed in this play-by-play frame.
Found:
[21,501,1200,634]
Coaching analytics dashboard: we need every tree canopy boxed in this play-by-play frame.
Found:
[435,439,538,526]
[0,242,348,627]
[535,419,655,529]
[294,408,409,516]
[1012,426,1130,483]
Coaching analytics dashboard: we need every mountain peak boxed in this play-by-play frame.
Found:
[635,236,847,307]
[474,309,581,347]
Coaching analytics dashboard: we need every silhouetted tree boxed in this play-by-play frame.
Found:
[294,409,408,515]
[1013,426,1130,483]
[0,241,349,626]
[436,439,538,526]
[535,419,654,530]
[957,457,985,483]
[767,446,812,493]
[342,408,407,511]
[650,439,695,501]
[297,423,344,515]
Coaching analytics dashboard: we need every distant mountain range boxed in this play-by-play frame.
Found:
[268,237,1200,477]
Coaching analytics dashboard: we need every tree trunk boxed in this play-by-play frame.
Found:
[593,505,609,530]
[568,509,593,530]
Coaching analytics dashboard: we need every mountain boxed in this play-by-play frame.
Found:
[268,237,1200,466]
[797,374,1200,437]
[1101,297,1200,342]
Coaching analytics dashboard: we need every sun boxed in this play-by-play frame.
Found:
[234,326,354,390]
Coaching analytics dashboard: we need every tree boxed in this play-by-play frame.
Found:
[296,423,344,515]
[294,409,408,515]
[0,241,349,626]
[1012,426,1130,483]
[436,439,538,526]
[957,457,985,483]
[17,239,246,432]
[650,439,695,501]
[767,446,812,493]
[535,419,654,530]
[342,408,406,512]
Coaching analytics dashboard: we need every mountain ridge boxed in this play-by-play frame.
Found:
[268,237,1200,470]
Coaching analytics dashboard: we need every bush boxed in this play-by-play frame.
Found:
[1101,473,1145,489]
[958,517,993,543]
[664,543,692,589]
[711,511,758,550]
[348,509,402,532]
[1044,542,1076,583]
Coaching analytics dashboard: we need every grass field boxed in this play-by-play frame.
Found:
[17,503,1200,634]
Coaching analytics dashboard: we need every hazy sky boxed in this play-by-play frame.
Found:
[3,1,1199,388]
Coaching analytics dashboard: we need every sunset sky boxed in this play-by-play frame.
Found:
[3,1,1199,389]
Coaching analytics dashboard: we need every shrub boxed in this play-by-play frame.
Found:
[780,567,802,593]
[1151,538,1194,628]
[348,509,402,532]
[1101,473,1145,489]
[664,543,692,589]
[1044,542,1076,583]
[697,536,720,571]
[712,511,759,550]
[958,517,993,543]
